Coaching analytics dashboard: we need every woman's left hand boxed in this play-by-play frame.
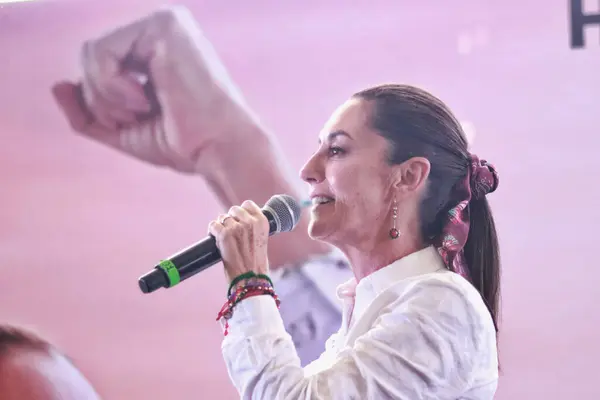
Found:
[208,200,270,283]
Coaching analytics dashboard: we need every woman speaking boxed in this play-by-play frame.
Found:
[209,84,500,399]
[52,7,500,396]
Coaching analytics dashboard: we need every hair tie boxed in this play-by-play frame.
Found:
[432,153,499,280]
[469,155,499,200]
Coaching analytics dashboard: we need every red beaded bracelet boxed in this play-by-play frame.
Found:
[216,282,280,336]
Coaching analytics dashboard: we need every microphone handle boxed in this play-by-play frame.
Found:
[138,209,278,294]
[170,236,223,281]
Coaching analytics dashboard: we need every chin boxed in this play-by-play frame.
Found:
[308,217,335,242]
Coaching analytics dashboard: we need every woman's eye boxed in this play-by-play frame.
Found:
[328,146,345,156]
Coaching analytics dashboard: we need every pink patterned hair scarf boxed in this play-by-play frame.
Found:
[433,154,499,279]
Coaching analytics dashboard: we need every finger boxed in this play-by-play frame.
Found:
[81,42,140,130]
[105,75,152,112]
[82,39,151,113]
[80,79,118,130]
[51,81,104,136]
[216,213,236,225]
[85,79,151,128]
[207,220,224,238]
[107,106,139,126]
[86,78,146,126]
[52,81,92,132]
[81,39,111,88]
[228,206,252,224]
[241,200,263,218]
[95,75,152,113]
[79,41,118,129]
[52,82,134,154]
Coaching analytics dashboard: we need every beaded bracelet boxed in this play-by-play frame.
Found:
[227,271,274,297]
[217,275,280,336]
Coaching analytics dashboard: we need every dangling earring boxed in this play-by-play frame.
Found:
[389,197,400,239]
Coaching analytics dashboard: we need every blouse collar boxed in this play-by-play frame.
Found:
[336,246,447,324]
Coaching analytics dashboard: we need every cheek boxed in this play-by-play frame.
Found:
[329,165,388,215]
[329,168,360,201]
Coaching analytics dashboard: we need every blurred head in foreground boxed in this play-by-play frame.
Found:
[0,324,99,400]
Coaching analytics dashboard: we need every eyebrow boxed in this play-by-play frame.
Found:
[319,130,353,144]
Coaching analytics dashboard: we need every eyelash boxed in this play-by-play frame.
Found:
[328,146,345,157]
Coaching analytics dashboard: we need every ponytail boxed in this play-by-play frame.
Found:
[463,197,501,333]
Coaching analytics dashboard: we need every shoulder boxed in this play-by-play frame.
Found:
[393,271,490,318]
[355,271,498,392]
[382,271,497,352]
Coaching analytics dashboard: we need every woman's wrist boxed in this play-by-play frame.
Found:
[218,272,279,335]
[227,272,273,297]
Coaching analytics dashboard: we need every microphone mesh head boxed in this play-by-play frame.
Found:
[265,194,302,233]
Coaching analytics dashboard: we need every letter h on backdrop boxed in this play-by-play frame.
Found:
[570,0,600,48]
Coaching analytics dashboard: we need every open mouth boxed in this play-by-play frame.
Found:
[312,196,335,206]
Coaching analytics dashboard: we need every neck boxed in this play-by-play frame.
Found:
[338,234,427,282]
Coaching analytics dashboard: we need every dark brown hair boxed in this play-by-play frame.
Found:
[0,324,53,359]
[353,84,501,333]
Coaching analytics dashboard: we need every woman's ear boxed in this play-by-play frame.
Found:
[393,157,431,194]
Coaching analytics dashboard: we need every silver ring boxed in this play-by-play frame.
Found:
[219,215,232,225]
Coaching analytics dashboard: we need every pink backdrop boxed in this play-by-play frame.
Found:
[1,0,599,398]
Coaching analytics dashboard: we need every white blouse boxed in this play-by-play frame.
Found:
[221,246,499,399]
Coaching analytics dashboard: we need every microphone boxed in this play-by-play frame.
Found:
[138,194,302,294]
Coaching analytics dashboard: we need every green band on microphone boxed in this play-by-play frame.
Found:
[158,260,180,287]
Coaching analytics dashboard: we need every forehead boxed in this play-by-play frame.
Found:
[319,98,372,142]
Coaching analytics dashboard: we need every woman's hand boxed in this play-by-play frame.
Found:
[208,200,270,283]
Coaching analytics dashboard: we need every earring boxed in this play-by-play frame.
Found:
[389,198,400,239]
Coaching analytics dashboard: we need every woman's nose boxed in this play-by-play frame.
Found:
[299,152,324,184]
